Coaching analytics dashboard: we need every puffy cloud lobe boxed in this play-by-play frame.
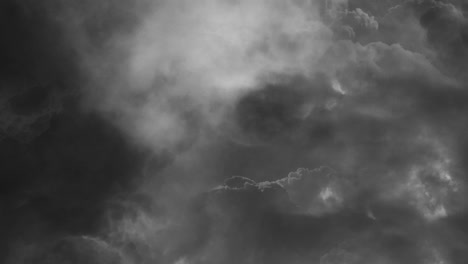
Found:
[335,8,379,39]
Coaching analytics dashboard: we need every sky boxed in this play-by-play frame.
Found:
[1,0,468,263]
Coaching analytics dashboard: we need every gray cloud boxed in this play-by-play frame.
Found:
[99,164,461,263]
[4,0,468,263]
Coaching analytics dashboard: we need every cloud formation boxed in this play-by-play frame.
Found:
[4,0,468,264]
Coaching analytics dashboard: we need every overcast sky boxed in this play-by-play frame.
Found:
[2,0,468,263]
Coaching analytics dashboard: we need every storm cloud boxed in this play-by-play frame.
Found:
[3,0,468,264]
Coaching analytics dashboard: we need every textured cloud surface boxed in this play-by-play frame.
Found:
[3,0,468,263]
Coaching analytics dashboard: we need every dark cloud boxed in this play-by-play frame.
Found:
[418,1,468,76]
[0,1,78,87]
[0,1,170,262]
[3,0,468,264]
[0,105,160,260]
[231,74,341,145]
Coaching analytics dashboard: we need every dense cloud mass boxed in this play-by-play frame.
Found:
[3,0,468,263]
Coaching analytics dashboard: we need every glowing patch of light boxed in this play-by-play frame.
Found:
[331,79,346,94]
[319,186,343,209]
[320,187,335,200]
